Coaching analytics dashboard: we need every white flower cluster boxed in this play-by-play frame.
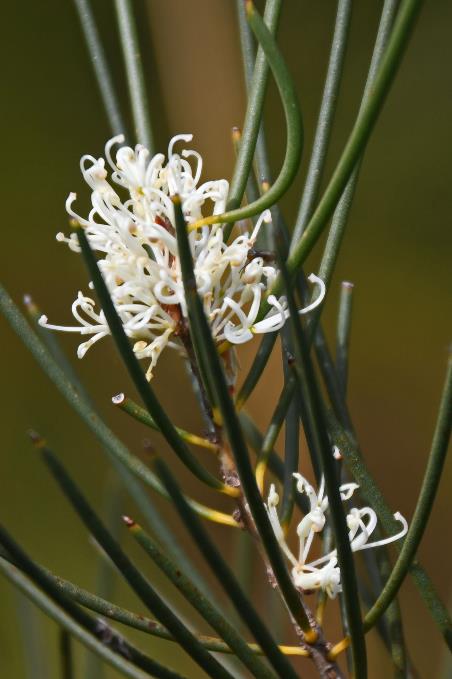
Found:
[266,468,408,599]
[39,134,325,379]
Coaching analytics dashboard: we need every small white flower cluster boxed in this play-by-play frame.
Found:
[39,134,325,379]
[266,467,408,599]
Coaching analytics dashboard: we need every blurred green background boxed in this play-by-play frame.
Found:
[1,1,451,677]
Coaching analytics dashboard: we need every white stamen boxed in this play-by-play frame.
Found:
[168,134,193,160]
[299,274,326,315]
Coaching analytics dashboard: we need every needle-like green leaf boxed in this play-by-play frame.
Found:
[40,444,235,679]
[126,518,276,679]
[228,0,282,225]
[304,0,400,337]
[293,0,352,241]
[76,226,238,498]
[113,0,154,151]
[254,371,294,494]
[59,629,74,679]
[236,333,278,410]
[0,537,184,679]
[335,281,354,396]
[73,0,126,137]
[113,393,219,453]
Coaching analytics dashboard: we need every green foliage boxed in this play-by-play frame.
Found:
[1,1,450,678]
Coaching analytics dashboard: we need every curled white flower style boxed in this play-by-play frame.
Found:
[266,468,407,599]
[40,134,326,379]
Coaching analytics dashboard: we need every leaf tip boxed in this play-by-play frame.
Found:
[231,126,241,142]
[28,429,46,449]
[122,515,136,529]
[245,0,254,19]
[112,392,125,405]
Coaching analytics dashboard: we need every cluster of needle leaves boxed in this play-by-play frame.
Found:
[0,1,450,678]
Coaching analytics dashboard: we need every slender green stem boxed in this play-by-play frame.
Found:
[280,333,300,529]
[40,445,234,679]
[306,0,400,332]
[284,352,324,485]
[245,339,328,488]
[0,285,235,527]
[0,539,184,679]
[236,0,256,91]
[76,227,237,498]
[85,474,122,679]
[113,393,219,453]
[24,294,90,401]
[236,290,343,425]
[293,0,352,241]
[127,519,276,679]
[236,270,341,437]
[173,198,312,645]
[255,369,293,493]
[234,529,254,607]
[280,394,299,529]
[60,629,74,679]
[367,549,407,676]
[236,332,278,410]
[240,411,310,516]
[236,0,277,248]
[313,326,354,432]
[334,280,354,672]
[194,2,302,235]
[152,457,302,679]
[327,409,452,649]
[232,127,261,206]
[73,0,126,136]
[270,0,424,305]
[364,355,452,632]
[236,0,268,189]
[335,281,354,395]
[14,588,50,679]
[227,0,282,227]
[113,0,154,151]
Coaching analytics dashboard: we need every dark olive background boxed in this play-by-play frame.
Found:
[0,1,451,678]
